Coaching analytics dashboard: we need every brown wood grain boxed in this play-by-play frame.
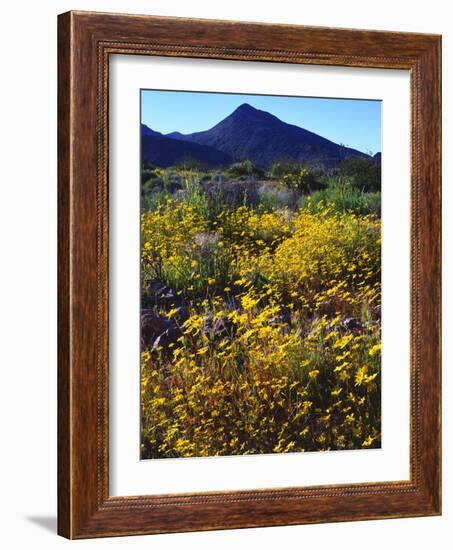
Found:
[57,11,71,538]
[57,10,441,539]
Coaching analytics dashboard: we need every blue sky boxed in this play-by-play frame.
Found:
[141,90,381,155]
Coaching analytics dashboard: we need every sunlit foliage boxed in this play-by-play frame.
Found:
[140,184,381,459]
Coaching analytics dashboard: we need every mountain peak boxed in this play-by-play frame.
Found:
[234,103,258,114]
[151,103,369,170]
[228,103,279,125]
[232,103,268,118]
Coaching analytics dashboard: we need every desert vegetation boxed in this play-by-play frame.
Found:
[140,158,381,459]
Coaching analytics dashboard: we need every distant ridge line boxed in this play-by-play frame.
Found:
[142,103,379,169]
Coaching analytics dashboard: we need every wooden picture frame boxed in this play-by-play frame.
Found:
[58,10,441,539]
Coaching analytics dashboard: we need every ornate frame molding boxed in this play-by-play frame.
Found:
[58,11,441,538]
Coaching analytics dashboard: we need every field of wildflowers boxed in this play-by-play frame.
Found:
[140,169,381,459]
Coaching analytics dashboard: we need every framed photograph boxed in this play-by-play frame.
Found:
[58,11,441,539]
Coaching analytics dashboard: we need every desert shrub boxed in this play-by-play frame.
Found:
[141,199,208,289]
[161,236,239,299]
[262,205,381,316]
[226,159,264,179]
[338,157,381,192]
[202,180,260,210]
[182,171,210,220]
[141,166,163,184]
[175,159,212,172]
[300,180,381,216]
[178,170,243,224]
[141,167,189,211]
[141,189,172,212]
[141,199,240,301]
[256,181,297,211]
[270,162,320,193]
[141,294,380,458]
[270,161,300,178]
[220,205,293,252]
[141,189,381,459]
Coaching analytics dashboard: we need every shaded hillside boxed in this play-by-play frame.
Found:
[166,103,369,170]
[141,123,162,137]
[141,125,232,169]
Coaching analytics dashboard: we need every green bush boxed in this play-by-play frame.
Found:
[338,157,381,192]
[269,161,297,177]
[298,175,380,216]
[141,189,171,212]
[270,162,321,193]
[226,160,264,179]
[256,182,295,211]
